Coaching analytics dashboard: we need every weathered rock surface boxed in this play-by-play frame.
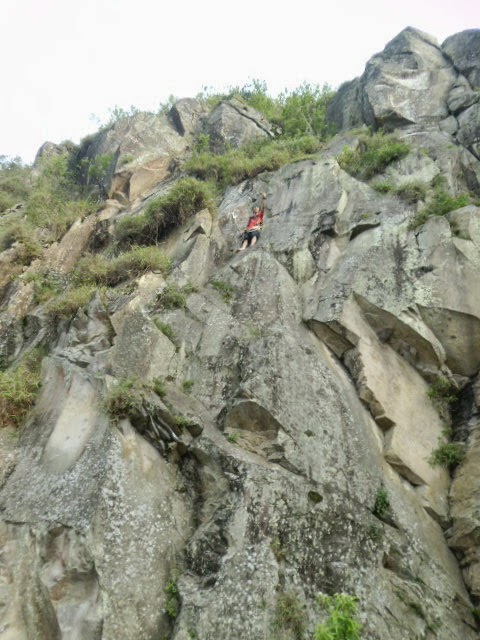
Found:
[442,29,480,89]
[2,25,480,640]
[205,98,275,153]
[327,27,457,131]
[327,28,480,162]
[70,97,275,205]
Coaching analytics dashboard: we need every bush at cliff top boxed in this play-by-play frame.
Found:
[0,156,31,213]
[0,351,43,428]
[116,178,215,245]
[185,135,319,188]
[337,131,410,180]
[0,154,98,257]
[74,246,170,287]
[26,155,97,241]
[197,80,336,139]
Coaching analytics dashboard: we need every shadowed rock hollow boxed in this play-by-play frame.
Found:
[1,26,480,640]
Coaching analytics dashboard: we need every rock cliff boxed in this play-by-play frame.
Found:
[1,26,480,640]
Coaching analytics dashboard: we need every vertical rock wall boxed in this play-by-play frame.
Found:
[1,26,480,640]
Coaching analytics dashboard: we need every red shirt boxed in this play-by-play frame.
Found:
[246,210,264,230]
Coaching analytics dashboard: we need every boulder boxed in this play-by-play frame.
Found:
[205,98,275,153]
[71,110,190,201]
[442,29,480,89]
[168,97,206,136]
[457,103,480,159]
[327,27,458,131]
[447,83,479,116]
[362,27,456,128]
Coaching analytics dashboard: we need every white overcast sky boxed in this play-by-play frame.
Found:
[1,0,478,163]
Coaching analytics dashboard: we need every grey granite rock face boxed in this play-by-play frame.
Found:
[457,103,480,159]
[442,29,480,89]
[2,25,480,640]
[205,98,275,153]
[327,27,458,131]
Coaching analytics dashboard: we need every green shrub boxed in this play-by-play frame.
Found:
[429,442,464,469]
[368,523,383,541]
[0,221,26,252]
[103,377,144,419]
[151,377,166,399]
[373,487,391,519]
[394,181,427,205]
[314,594,362,640]
[24,272,63,304]
[197,80,336,140]
[165,578,180,619]
[114,213,150,244]
[337,131,410,180]
[210,279,235,303]
[13,237,43,265]
[0,156,31,213]
[278,82,336,139]
[1,152,98,254]
[409,187,470,230]
[26,155,97,241]
[154,318,176,340]
[182,282,198,295]
[371,181,393,194]
[173,415,191,429]
[185,135,319,189]
[116,178,215,245]
[86,154,114,197]
[373,180,427,206]
[182,380,194,393]
[156,285,187,309]
[45,285,98,319]
[0,221,42,264]
[146,177,215,226]
[74,246,170,287]
[275,593,305,640]
[427,376,457,404]
[193,133,211,154]
[89,104,140,130]
[271,536,286,561]
[0,350,43,428]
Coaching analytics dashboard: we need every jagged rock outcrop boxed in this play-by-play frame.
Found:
[205,97,276,153]
[442,29,480,89]
[327,28,457,130]
[327,27,480,160]
[70,98,274,204]
[2,25,480,640]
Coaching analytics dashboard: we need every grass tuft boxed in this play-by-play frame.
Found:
[185,136,320,189]
[409,188,470,230]
[116,178,216,245]
[0,350,43,428]
[45,285,99,319]
[74,246,170,287]
[337,131,410,180]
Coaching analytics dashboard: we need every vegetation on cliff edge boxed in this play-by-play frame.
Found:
[337,130,410,180]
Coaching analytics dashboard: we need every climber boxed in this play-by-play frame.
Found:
[236,193,267,251]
